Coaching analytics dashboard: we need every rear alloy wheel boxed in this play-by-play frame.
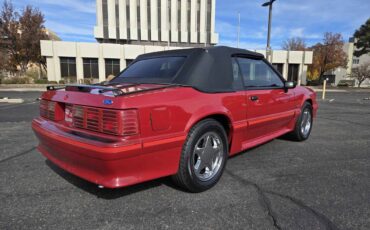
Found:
[192,132,224,181]
[173,119,228,192]
[288,102,313,141]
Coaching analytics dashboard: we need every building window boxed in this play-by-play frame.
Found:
[207,0,211,44]
[60,57,77,83]
[105,59,121,78]
[126,1,130,39]
[187,0,191,42]
[157,0,161,40]
[196,0,200,42]
[168,0,171,41]
[126,59,134,66]
[102,0,108,39]
[137,0,141,40]
[147,0,151,40]
[353,59,359,64]
[178,0,181,36]
[272,63,284,75]
[288,64,299,82]
[115,0,120,40]
[83,58,99,79]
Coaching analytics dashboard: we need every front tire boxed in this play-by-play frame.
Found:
[172,119,228,192]
[288,101,313,141]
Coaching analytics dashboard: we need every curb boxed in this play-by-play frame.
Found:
[0,88,45,92]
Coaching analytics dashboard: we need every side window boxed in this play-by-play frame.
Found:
[236,58,284,88]
[231,58,243,90]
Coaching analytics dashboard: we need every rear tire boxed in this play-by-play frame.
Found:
[288,101,313,141]
[172,119,228,192]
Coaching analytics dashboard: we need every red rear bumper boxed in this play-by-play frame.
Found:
[32,118,185,188]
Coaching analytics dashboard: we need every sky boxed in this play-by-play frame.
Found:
[10,0,370,50]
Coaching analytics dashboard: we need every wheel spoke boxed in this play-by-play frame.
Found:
[194,156,201,172]
[192,132,224,181]
[204,135,212,148]
[194,146,204,157]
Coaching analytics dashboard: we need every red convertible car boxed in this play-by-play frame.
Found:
[32,46,317,192]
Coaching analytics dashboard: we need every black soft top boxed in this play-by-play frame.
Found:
[114,46,265,93]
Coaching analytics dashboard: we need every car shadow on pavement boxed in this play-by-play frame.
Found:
[45,160,185,199]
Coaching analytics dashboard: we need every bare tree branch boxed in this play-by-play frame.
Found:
[351,63,370,87]
[282,37,307,51]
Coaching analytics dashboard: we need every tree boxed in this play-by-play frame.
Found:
[308,32,347,80]
[351,62,370,87]
[353,18,370,57]
[282,37,307,51]
[0,0,48,75]
[0,0,18,73]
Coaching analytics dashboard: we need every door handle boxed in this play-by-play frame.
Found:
[250,96,259,101]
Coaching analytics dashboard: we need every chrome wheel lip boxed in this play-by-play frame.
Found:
[192,132,224,182]
[301,108,312,137]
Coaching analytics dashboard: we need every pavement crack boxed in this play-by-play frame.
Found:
[266,190,340,230]
[225,169,340,230]
[225,169,282,230]
[0,147,36,164]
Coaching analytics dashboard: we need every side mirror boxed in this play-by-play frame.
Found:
[284,81,296,92]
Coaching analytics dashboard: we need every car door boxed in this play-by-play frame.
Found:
[236,57,296,141]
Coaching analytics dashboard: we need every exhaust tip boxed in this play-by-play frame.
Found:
[98,185,104,189]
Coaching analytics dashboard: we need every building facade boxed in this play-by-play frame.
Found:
[41,41,312,84]
[41,0,312,84]
[94,0,218,46]
[332,38,370,86]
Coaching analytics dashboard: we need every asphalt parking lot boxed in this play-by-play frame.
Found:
[0,90,369,230]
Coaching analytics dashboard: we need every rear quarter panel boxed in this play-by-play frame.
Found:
[119,87,246,142]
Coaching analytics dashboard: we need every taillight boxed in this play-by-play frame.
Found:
[40,100,64,121]
[71,105,139,136]
[40,100,48,118]
[122,110,139,136]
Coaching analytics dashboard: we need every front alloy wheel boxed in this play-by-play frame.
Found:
[288,101,313,141]
[300,107,312,138]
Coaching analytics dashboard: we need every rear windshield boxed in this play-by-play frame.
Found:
[111,56,186,83]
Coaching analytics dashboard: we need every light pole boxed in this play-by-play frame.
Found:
[262,0,276,62]
[237,12,240,48]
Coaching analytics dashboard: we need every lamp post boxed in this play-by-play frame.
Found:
[237,12,240,48]
[262,0,276,62]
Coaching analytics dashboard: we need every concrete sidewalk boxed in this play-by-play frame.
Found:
[0,84,48,92]
[306,86,370,93]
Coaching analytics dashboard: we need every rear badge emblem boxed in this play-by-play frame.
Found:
[103,99,113,105]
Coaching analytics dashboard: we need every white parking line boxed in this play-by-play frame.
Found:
[0,98,24,103]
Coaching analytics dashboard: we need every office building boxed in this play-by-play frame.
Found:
[41,0,312,85]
